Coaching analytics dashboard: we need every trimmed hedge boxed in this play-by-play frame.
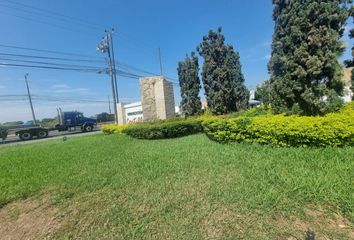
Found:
[202,103,354,147]
[101,124,129,135]
[123,120,202,139]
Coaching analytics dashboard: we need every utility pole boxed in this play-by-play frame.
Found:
[158,47,163,76]
[108,95,112,114]
[109,29,119,104]
[97,29,118,124]
[24,73,37,125]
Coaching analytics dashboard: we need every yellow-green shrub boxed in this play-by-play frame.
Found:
[203,102,354,147]
[101,124,129,135]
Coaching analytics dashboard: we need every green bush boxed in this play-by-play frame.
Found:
[203,102,354,147]
[230,106,272,118]
[124,120,202,139]
[101,124,129,135]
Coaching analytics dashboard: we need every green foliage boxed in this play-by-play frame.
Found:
[268,0,351,115]
[177,52,202,116]
[96,112,115,123]
[352,68,354,100]
[0,134,353,238]
[101,124,129,134]
[203,102,354,147]
[230,106,273,118]
[0,121,24,126]
[39,117,58,128]
[197,27,248,115]
[123,120,202,139]
[345,6,354,100]
[255,80,272,105]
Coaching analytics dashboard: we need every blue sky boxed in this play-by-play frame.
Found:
[0,0,352,122]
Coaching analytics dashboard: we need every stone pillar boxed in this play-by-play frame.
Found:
[140,76,175,121]
[117,102,126,125]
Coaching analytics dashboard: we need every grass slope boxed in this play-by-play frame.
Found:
[0,134,353,239]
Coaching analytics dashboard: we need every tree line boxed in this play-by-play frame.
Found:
[178,0,354,117]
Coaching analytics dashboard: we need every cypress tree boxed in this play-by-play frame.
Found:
[345,6,354,100]
[269,0,351,115]
[197,27,248,115]
[177,52,202,116]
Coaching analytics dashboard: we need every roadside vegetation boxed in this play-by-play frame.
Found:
[1,1,354,239]
[0,134,353,239]
[102,102,354,147]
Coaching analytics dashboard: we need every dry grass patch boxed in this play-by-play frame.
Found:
[0,194,60,240]
[275,207,354,240]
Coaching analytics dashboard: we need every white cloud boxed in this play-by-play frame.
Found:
[261,41,271,47]
[51,84,89,94]
[263,54,271,60]
[345,25,351,35]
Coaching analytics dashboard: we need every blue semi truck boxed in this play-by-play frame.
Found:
[0,109,96,141]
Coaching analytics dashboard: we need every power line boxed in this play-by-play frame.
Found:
[115,61,179,83]
[2,0,107,30]
[0,96,140,103]
[0,0,177,72]
[0,44,103,59]
[0,2,103,33]
[0,62,146,79]
[0,51,162,77]
[0,57,106,70]
[0,94,28,97]
[0,63,105,73]
[0,52,105,63]
[0,44,179,83]
[1,0,163,58]
[0,10,98,37]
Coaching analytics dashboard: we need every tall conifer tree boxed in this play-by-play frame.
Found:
[197,27,248,114]
[345,5,354,100]
[177,52,202,116]
[269,0,351,115]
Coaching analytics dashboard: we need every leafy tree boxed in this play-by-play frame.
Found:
[344,5,354,100]
[268,0,351,115]
[96,112,115,123]
[255,80,272,105]
[197,27,248,115]
[39,117,58,127]
[0,121,24,126]
[177,52,202,116]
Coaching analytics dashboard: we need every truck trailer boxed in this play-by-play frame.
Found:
[0,109,96,141]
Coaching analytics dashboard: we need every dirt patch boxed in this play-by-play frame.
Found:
[200,206,243,239]
[0,195,60,240]
[275,207,354,240]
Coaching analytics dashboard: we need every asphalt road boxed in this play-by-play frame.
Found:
[0,129,102,147]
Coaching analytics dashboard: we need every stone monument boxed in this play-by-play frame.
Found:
[139,76,175,121]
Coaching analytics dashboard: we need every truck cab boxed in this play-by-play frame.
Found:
[56,111,96,132]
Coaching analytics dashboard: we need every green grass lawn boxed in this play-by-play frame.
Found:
[0,134,353,239]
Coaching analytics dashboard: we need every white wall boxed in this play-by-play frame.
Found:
[123,102,143,124]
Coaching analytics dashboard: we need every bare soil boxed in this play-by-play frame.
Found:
[0,195,60,240]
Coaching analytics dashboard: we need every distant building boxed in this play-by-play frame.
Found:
[117,76,176,125]
[249,89,262,108]
[342,68,353,103]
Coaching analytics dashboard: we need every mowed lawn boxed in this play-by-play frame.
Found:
[0,134,353,239]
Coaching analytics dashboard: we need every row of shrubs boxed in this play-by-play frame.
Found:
[203,103,354,147]
[102,119,203,140]
[124,120,202,139]
[101,124,129,135]
[102,103,354,147]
